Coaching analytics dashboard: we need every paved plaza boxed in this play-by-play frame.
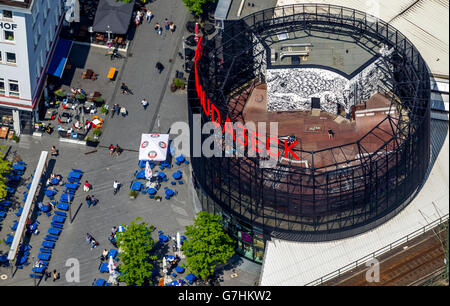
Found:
[0,0,260,286]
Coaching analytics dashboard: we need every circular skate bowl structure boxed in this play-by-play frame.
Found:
[188,4,430,261]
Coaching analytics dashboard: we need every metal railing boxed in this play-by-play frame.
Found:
[306,213,449,286]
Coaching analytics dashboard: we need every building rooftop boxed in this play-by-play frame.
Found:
[275,0,449,78]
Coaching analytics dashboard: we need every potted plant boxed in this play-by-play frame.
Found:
[75,93,86,101]
[54,89,67,98]
[154,195,162,202]
[173,78,186,90]
[11,134,19,143]
[129,190,138,199]
[100,104,109,115]
[94,96,105,107]
[92,128,102,140]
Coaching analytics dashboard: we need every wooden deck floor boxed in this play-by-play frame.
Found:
[241,84,395,152]
[226,83,398,168]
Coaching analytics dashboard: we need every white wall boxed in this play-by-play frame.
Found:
[0,0,64,110]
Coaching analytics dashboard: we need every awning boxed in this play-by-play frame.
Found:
[47,38,73,78]
[92,0,135,35]
[214,0,232,20]
[139,134,170,161]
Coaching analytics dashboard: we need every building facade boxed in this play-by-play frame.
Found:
[0,0,65,135]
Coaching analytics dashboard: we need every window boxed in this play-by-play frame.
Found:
[4,30,14,41]
[6,52,16,64]
[2,10,13,19]
[34,30,39,48]
[0,78,5,95]
[54,8,59,29]
[36,62,41,80]
[45,32,50,52]
[32,6,39,28]
[8,80,19,97]
[0,51,2,63]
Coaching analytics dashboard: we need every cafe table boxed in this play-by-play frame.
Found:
[68,172,82,179]
[13,164,26,171]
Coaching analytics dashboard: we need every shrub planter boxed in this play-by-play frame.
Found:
[86,139,99,147]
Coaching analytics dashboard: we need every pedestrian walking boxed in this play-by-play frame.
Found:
[155,23,162,35]
[169,22,175,35]
[121,83,131,95]
[156,62,164,74]
[113,180,120,195]
[141,98,149,110]
[43,268,50,281]
[164,18,170,31]
[120,106,127,117]
[91,239,99,250]
[135,11,141,27]
[52,269,60,282]
[86,233,93,243]
[86,195,93,207]
[146,10,152,23]
[115,144,122,157]
[113,103,120,117]
[109,144,115,157]
[91,195,98,206]
[51,146,58,157]
[83,180,91,192]
[109,233,118,248]
[100,249,109,261]
[328,129,334,139]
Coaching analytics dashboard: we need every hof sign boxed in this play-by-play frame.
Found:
[0,22,18,31]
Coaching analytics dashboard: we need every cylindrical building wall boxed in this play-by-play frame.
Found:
[188,4,431,263]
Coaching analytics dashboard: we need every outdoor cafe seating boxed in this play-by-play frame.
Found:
[185,274,196,285]
[175,266,185,274]
[92,278,108,286]
[82,69,98,80]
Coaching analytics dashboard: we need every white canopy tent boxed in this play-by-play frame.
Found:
[139,134,170,161]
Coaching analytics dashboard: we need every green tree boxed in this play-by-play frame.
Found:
[181,211,235,281]
[182,0,215,17]
[0,145,12,201]
[116,217,157,286]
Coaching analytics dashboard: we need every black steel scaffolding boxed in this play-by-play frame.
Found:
[188,4,431,253]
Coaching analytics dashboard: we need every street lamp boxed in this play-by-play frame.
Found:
[106,25,112,43]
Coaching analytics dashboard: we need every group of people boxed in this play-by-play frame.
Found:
[154,19,176,36]
[134,7,176,36]
[108,226,118,248]
[33,261,60,282]
[112,103,128,118]
[109,144,122,158]
[46,173,63,187]
[86,233,99,249]
[85,194,98,208]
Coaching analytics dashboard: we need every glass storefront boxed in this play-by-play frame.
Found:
[194,182,267,264]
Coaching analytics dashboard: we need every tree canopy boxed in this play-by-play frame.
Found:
[181,211,235,280]
[0,145,12,201]
[182,0,215,17]
[116,217,157,286]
